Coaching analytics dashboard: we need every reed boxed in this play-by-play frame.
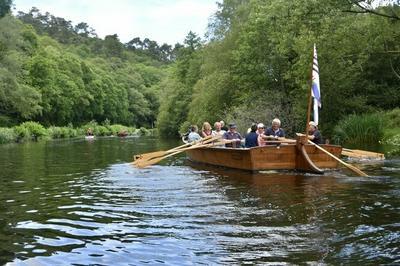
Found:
[333,113,383,145]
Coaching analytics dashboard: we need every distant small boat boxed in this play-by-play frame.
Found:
[117,131,129,137]
[85,135,95,140]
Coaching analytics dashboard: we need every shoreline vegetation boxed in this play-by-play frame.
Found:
[0,2,399,150]
[0,121,154,144]
[332,109,400,156]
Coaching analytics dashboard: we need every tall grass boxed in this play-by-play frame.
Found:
[333,113,384,145]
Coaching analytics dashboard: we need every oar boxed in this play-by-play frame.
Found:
[342,148,385,160]
[307,140,369,177]
[133,142,192,163]
[133,135,216,164]
[264,140,297,144]
[133,135,222,165]
[135,140,224,168]
[261,135,297,143]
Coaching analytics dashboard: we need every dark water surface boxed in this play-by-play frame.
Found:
[0,137,399,265]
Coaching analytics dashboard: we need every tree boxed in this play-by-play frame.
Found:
[104,34,123,57]
[0,0,12,18]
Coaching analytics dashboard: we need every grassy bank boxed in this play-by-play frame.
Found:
[333,109,400,147]
[0,121,155,144]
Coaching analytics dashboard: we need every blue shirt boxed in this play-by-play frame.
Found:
[265,127,285,138]
[245,132,258,148]
[223,131,242,148]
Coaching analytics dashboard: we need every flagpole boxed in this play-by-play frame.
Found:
[305,45,314,135]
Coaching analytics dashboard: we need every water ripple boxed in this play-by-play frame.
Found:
[1,138,399,265]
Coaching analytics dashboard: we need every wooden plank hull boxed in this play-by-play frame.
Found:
[186,144,342,172]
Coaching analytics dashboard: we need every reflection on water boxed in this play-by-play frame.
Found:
[0,137,399,265]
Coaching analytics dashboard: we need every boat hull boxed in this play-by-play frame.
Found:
[186,144,342,172]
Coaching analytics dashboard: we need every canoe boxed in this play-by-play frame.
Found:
[185,137,342,173]
[85,135,95,140]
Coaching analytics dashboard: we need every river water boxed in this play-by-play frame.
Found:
[0,137,399,265]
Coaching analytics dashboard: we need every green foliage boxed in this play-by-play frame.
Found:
[0,127,16,143]
[47,126,77,138]
[0,0,12,18]
[13,125,29,141]
[333,113,384,145]
[157,0,400,138]
[108,124,128,135]
[383,108,400,129]
[1,10,167,128]
[19,121,47,139]
[0,121,146,144]
[157,32,203,136]
[139,127,151,136]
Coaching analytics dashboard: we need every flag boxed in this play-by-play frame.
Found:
[311,44,321,125]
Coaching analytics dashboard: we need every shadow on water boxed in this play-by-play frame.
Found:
[0,137,399,265]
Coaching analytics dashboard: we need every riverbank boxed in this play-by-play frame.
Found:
[331,109,400,157]
[0,121,155,144]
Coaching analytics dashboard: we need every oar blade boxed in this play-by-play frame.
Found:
[342,148,385,160]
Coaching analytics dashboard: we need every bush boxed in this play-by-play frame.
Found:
[127,127,138,135]
[95,125,111,136]
[383,108,400,129]
[19,121,47,140]
[48,126,78,138]
[0,127,16,144]
[13,125,30,141]
[333,113,383,145]
[139,127,150,136]
[108,124,127,136]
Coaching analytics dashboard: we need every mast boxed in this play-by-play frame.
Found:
[305,45,315,134]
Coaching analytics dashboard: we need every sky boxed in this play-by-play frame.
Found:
[12,0,220,45]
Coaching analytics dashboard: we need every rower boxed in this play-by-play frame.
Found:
[222,123,242,148]
[308,121,322,144]
[265,118,285,138]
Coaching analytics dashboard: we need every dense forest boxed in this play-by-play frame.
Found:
[0,0,185,128]
[0,0,399,142]
[157,0,400,138]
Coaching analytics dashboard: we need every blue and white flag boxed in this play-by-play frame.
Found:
[311,44,321,125]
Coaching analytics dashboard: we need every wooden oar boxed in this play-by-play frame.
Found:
[307,140,369,177]
[265,140,297,144]
[261,135,297,143]
[342,148,385,160]
[133,135,216,164]
[135,140,224,168]
[133,142,192,163]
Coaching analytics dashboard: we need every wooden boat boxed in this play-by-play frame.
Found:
[117,131,129,137]
[185,136,342,174]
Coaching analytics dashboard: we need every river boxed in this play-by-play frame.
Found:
[0,137,399,265]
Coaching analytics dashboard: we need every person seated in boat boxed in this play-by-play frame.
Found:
[212,121,226,136]
[256,123,267,146]
[308,121,322,144]
[188,125,202,143]
[245,124,258,148]
[86,127,94,136]
[220,120,229,131]
[222,123,242,148]
[201,122,212,138]
[265,118,285,139]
